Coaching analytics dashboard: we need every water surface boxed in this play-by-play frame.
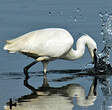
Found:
[0,0,112,110]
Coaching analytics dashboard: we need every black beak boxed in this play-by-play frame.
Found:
[93,49,97,69]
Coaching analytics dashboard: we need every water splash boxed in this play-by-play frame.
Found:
[86,12,112,73]
[99,12,112,62]
[91,12,112,73]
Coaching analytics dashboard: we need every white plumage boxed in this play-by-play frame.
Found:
[4,28,73,58]
[4,28,97,78]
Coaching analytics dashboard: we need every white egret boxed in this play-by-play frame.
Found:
[4,28,97,78]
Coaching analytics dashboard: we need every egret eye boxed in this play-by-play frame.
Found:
[94,48,97,52]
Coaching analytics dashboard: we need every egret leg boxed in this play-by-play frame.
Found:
[43,61,49,74]
[42,61,49,87]
[24,60,38,79]
[42,71,49,87]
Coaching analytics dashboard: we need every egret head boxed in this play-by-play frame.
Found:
[86,37,97,64]
[89,47,97,65]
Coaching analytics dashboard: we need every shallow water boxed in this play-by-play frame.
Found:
[0,0,112,110]
[1,70,112,110]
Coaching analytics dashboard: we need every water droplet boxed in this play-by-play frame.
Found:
[99,12,103,18]
[73,17,77,22]
[108,106,112,109]
[48,11,52,15]
[100,32,104,35]
[76,8,81,13]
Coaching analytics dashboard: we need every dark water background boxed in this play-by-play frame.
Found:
[0,0,112,110]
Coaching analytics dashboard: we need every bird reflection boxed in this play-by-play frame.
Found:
[4,75,97,110]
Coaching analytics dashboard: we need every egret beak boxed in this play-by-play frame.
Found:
[93,49,97,68]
